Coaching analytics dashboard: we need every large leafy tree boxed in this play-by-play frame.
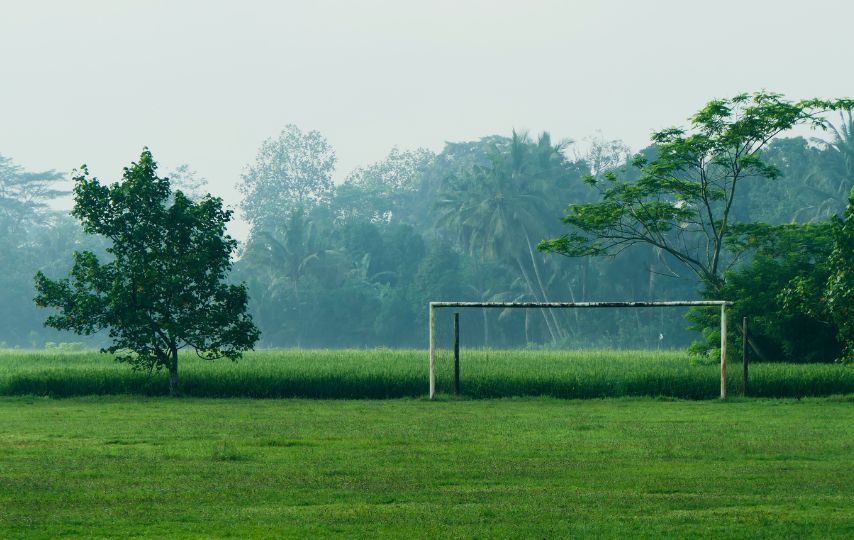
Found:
[539,92,854,293]
[238,124,336,230]
[34,149,260,395]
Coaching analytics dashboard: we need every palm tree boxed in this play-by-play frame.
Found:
[241,208,329,346]
[435,131,576,342]
[799,111,854,221]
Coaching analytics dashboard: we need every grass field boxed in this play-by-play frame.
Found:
[1,349,852,399]
[0,396,852,538]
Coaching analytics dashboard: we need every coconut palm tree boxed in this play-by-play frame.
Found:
[241,207,334,346]
[798,111,854,221]
[435,131,577,342]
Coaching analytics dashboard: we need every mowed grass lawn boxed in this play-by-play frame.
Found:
[0,396,852,538]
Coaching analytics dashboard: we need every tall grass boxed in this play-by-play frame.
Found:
[0,349,851,399]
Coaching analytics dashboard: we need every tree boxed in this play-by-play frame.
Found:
[825,187,854,362]
[539,92,854,294]
[690,222,841,363]
[167,163,209,201]
[239,207,331,347]
[779,188,854,363]
[736,136,826,224]
[435,131,583,342]
[0,153,65,234]
[336,147,435,224]
[238,125,336,230]
[34,149,260,395]
[806,111,854,219]
[0,154,71,348]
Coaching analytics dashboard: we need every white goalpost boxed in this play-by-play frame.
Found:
[428,300,733,400]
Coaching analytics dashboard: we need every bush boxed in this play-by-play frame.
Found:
[690,223,843,362]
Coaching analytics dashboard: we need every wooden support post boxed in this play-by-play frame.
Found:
[742,317,748,397]
[429,303,436,400]
[453,312,460,396]
[720,303,727,399]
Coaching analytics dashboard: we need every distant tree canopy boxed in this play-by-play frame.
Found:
[335,147,435,224]
[5,93,852,362]
[167,163,209,202]
[34,149,259,394]
[225,110,854,358]
[0,154,65,235]
[0,155,75,348]
[238,125,336,230]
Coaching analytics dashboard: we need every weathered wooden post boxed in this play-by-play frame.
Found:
[453,312,460,396]
[742,316,748,397]
[720,303,727,399]
[429,303,436,400]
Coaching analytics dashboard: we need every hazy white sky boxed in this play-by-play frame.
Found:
[2,0,852,238]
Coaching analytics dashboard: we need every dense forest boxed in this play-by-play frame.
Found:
[2,107,852,361]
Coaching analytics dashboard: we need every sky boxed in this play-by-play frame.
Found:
[2,0,852,239]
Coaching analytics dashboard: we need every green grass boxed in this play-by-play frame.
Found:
[0,396,852,538]
[0,349,852,399]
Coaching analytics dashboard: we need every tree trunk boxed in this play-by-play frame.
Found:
[524,231,565,340]
[516,258,557,342]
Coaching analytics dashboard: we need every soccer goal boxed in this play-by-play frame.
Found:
[427,300,733,400]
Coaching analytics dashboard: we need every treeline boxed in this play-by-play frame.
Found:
[2,112,852,359]
[232,128,706,350]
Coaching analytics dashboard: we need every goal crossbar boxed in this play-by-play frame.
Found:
[428,300,733,400]
[430,300,730,309]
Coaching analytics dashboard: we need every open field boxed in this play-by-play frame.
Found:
[0,349,852,399]
[0,396,852,538]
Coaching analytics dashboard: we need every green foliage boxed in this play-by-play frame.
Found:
[0,156,98,349]
[781,189,854,362]
[540,92,854,290]
[0,153,65,234]
[778,189,854,363]
[434,131,589,343]
[735,135,852,224]
[166,163,209,201]
[337,147,435,223]
[691,222,842,363]
[824,188,854,361]
[33,149,259,395]
[7,109,854,355]
[238,125,336,230]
